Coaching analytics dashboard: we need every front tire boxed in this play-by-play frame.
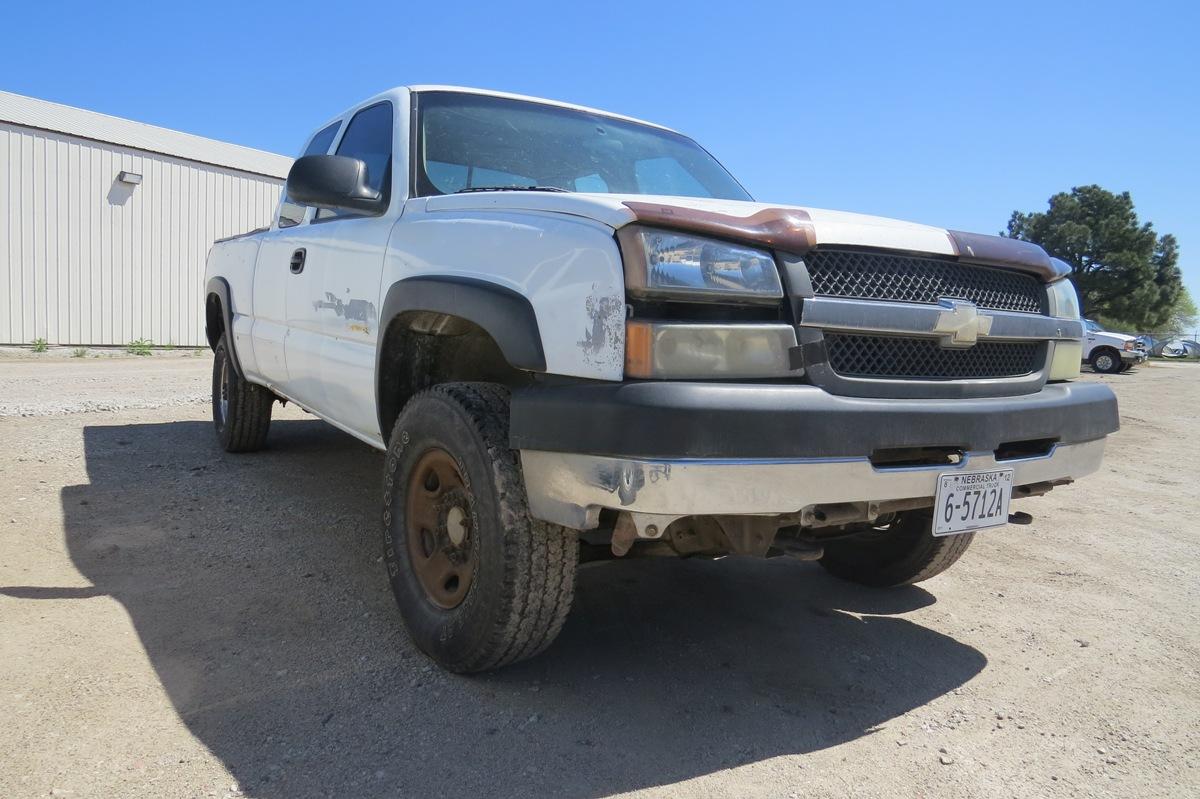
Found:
[818,511,974,587]
[211,334,273,452]
[382,383,577,673]
[1090,348,1122,374]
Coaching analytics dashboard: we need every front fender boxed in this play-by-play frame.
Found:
[381,207,627,382]
[377,276,547,372]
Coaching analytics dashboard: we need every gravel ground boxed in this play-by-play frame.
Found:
[0,349,210,417]
[0,355,1197,799]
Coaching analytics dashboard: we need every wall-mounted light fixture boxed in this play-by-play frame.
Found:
[117,171,143,185]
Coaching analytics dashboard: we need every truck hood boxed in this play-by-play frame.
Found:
[1092,330,1139,345]
[420,192,1062,279]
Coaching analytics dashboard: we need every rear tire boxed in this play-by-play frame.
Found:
[211,334,273,452]
[818,511,974,587]
[1090,348,1122,374]
[382,382,577,673]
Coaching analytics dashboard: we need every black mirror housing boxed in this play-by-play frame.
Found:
[286,155,385,215]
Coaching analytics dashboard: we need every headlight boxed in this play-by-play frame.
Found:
[625,321,797,378]
[1047,341,1083,381]
[1046,278,1081,320]
[1045,279,1083,380]
[1123,340,1137,352]
[618,226,783,303]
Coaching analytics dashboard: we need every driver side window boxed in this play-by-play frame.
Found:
[315,101,393,220]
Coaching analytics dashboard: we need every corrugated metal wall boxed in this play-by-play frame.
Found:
[0,122,283,346]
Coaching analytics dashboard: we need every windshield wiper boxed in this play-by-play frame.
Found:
[454,186,570,194]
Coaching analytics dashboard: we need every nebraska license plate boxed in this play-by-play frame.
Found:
[933,469,1014,536]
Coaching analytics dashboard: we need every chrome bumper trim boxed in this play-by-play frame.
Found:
[799,296,1083,344]
[520,439,1106,530]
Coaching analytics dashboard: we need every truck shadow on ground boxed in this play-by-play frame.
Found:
[33,419,986,798]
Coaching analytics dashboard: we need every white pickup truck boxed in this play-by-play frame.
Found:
[204,86,1119,672]
[1083,319,1147,373]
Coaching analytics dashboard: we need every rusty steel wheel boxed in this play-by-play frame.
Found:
[405,448,478,609]
[382,383,578,673]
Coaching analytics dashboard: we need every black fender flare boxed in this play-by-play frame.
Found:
[375,275,546,429]
[377,276,546,371]
[205,276,245,379]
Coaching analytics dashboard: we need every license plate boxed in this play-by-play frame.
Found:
[933,469,1014,536]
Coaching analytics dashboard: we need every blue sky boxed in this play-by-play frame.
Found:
[4,0,1198,302]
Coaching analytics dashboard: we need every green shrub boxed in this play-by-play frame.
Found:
[31,338,48,353]
[126,339,153,356]
[71,347,88,358]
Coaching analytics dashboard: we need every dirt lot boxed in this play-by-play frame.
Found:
[1,353,1197,799]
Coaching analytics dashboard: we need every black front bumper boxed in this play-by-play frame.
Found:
[510,381,1120,459]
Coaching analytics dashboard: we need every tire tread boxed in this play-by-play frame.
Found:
[900,530,975,585]
[386,382,577,672]
[819,511,974,587]
[213,335,273,453]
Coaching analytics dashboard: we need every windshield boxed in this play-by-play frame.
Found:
[1085,320,1105,333]
[414,91,752,201]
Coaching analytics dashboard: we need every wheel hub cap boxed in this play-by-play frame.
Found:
[445,505,468,547]
[405,449,476,609]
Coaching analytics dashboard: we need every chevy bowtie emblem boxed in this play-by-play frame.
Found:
[933,298,993,348]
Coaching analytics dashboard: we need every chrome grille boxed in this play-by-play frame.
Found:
[825,333,1040,379]
[806,250,1045,314]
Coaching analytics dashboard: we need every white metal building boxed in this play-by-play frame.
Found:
[0,91,291,347]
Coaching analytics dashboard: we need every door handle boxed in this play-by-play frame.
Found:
[289,248,306,274]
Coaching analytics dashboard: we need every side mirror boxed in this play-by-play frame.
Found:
[286,154,385,215]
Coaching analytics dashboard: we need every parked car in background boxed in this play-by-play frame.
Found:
[1083,319,1147,373]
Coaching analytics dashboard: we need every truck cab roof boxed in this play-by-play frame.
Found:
[309,85,676,139]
